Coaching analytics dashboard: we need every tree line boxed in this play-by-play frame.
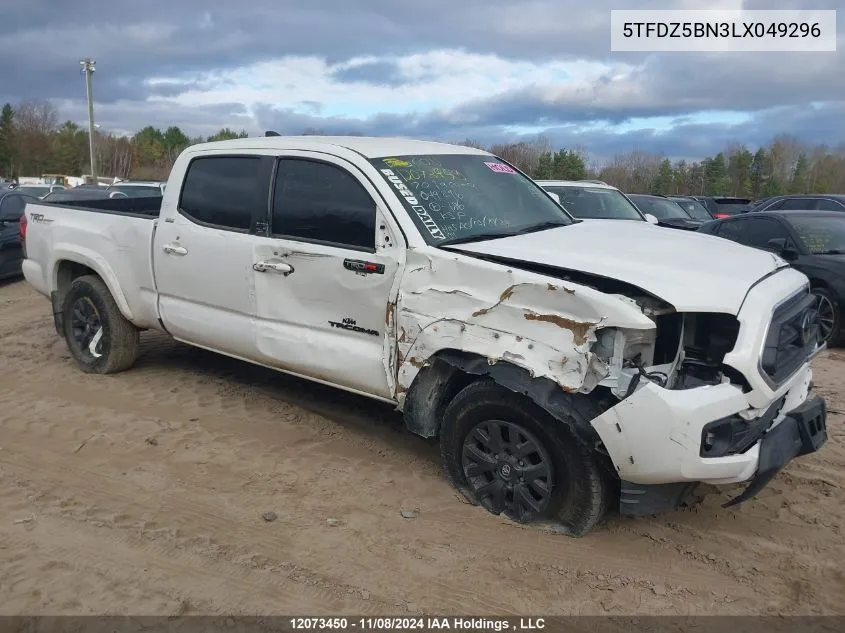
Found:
[465,136,845,198]
[1,99,843,197]
[0,100,248,182]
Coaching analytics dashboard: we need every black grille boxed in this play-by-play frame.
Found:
[760,290,818,385]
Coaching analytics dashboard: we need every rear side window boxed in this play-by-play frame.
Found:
[0,195,29,220]
[779,198,815,211]
[816,198,845,211]
[762,198,785,211]
[715,219,749,243]
[179,156,267,231]
[738,218,791,250]
[271,159,376,250]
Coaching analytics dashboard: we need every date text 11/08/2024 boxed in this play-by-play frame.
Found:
[289,617,546,631]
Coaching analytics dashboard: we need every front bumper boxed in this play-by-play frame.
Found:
[590,363,814,488]
[720,394,826,508]
[590,267,829,515]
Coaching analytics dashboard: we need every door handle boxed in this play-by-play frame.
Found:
[253,260,294,275]
[162,243,188,256]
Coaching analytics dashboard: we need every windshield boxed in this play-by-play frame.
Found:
[107,185,162,198]
[542,185,643,220]
[369,154,573,244]
[786,215,845,255]
[628,195,690,219]
[669,197,712,220]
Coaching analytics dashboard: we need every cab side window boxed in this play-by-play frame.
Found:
[179,156,269,231]
[271,159,376,251]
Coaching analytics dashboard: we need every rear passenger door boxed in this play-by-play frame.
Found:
[153,154,274,360]
[251,153,404,399]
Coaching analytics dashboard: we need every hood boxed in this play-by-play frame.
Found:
[445,219,789,314]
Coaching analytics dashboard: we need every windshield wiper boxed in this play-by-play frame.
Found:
[438,221,569,246]
[816,249,845,255]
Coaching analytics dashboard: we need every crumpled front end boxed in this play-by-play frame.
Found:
[395,247,827,516]
[588,266,828,514]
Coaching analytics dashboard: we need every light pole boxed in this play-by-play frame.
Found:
[80,57,97,181]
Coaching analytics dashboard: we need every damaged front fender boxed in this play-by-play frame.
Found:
[395,248,656,405]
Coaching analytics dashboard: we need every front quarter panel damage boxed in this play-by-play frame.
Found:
[395,248,656,404]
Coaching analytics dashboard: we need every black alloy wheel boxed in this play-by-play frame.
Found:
[69,296,104,360]
[461,419,554,522]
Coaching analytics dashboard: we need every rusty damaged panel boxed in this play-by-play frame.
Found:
[394,248,657,404]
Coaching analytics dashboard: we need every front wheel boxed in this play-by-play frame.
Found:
[440,380,610,536]
[811,286,841,347]
[61,275,140,374]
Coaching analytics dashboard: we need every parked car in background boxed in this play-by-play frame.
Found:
[744,196,781,212]
[106,180,165,198]
[12,185,63,198]
[667,195,714,221]
[747,194,845,213]
[691,196,752,219]
[535,180,658,223]
[698,209,845,346]
[627,194,706,231]
[42,188,115,203]
[0,190,39,280]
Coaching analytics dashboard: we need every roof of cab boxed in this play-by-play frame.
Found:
[188,136,492,159]
[535,180,619,191]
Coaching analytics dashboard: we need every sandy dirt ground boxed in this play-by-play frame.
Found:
[0,277,843,616]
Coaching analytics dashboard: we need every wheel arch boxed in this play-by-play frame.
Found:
[51,255,133,335]
[401,348,612,453]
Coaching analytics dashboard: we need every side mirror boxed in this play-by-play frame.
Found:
[547,191,561,204]
[767,237,798,260]
[644,213,659,225]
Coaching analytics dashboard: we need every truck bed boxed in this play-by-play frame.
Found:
[22,200,162,330]
[41,196,161,217]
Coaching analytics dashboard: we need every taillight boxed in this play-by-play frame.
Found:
[713,213,730,219]
[19,213,27,242]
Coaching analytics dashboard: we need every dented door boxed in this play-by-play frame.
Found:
[252,154,403,399]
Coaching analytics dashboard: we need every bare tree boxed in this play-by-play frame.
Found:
[14,100,58,135]
[599,148,662,192]
[14,100,58,174]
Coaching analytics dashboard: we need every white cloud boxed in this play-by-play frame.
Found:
[146,50,635,122]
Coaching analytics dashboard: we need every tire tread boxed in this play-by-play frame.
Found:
[63,275,140,374]
[440,379,611,537]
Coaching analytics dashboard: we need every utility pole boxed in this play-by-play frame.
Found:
[80,57,97,181]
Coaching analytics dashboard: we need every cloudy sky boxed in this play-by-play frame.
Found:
[0,0,842,160]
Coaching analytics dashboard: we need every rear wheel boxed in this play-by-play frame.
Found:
[440,380,610,536]
[62,275,140,373]
[811,286,841,346]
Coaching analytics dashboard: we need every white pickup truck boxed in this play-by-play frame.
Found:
[20,136,828,536]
